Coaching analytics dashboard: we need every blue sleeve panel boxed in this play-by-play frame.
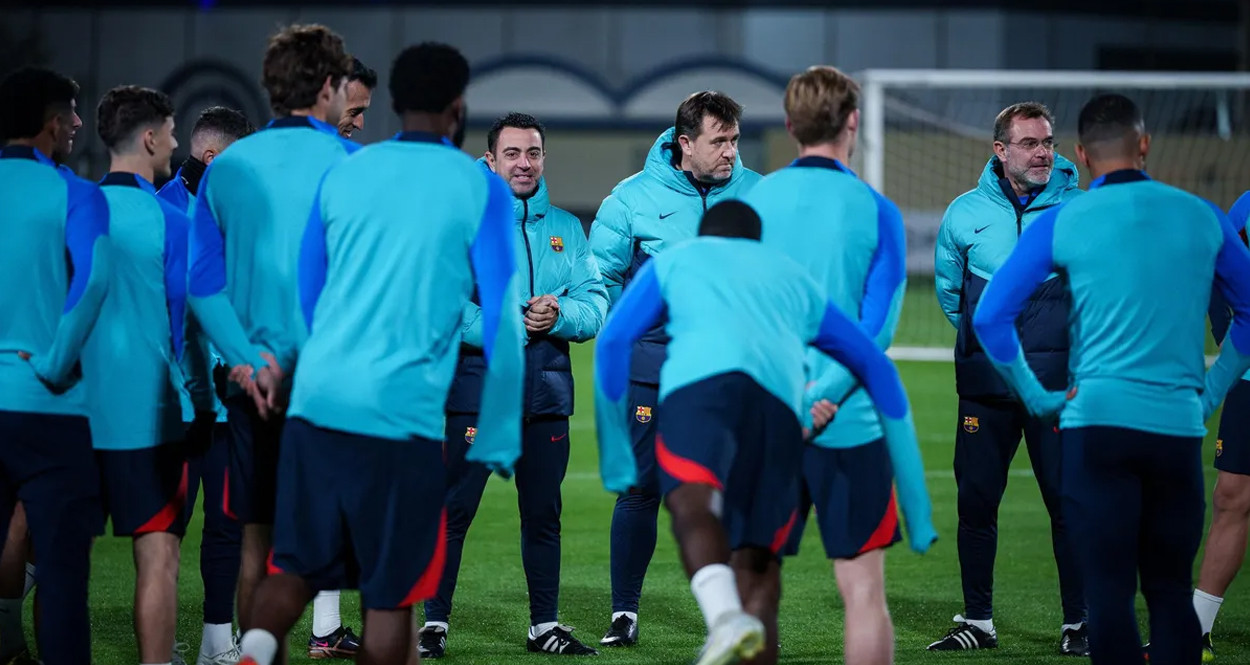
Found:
[298,181,329,334]
[159,200,214,413]
[809,300,936,554]
[972,207,1069,417]
[1227,190,1250,234]
[594,260,665,493]
[31,175,112,388]
[1203,202,1250,418]
[861,191,907,344]
[185,163,268,373]
[463,173,527,477]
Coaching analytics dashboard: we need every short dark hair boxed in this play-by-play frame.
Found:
[699,200,762,241]
[993,102,1054,144]
[192,106,255,142]
[349,57,378,90]
[390,42,470,115]
[262,24,352,117]
[487,112,545,154]
[1078,93,1144,146]
[674,91,743,142]
[0,67,79,142]
[96,85,175,150]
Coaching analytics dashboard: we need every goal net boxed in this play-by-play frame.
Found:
[851,70,1250,358]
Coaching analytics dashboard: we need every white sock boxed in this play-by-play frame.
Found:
[0,598,24,653]
[200,622,235,656]
[1194,589,1223,635]
[957,614,995,635]
[611,611,637,623]
[239,629,278,665]
[312,590,342,638]
[424,621,449,633]
[1061,622,1084,634]
[690,564,743,630]
[21,563,34,600]
[530,621,559,639]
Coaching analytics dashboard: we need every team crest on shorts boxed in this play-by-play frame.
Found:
[465,426,477,444]
[963,416,980,433]
[1217,439,1224,457]
[635,406,652,423]
[550,236,564,252]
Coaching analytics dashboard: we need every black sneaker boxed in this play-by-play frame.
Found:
[527,625,599,655]
[418,626,447,660]
[927,617,998,651]
[599,615,638,647]
[1060,625,1090,657]
[308,626,361,659]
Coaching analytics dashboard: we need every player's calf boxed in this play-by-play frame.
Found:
[729,548,779,665]
[835,549,893,665]
[134,531,182,664]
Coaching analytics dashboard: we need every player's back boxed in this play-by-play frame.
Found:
[748,157,901,445]
[81,174,185,448]
[290,134,497,441]
[655,238,825,417]
[1053,173,1224,435]
[195,117,356,364]
[0,147,93,414]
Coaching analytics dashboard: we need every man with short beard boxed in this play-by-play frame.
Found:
[931,102,1087,655]
[421,111,607,659]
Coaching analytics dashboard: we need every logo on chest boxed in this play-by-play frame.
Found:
[635,406,652,423]
[962,416,980,434]
[465,427,477,444]
[550,236,564,253]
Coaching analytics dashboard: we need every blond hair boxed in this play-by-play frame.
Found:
[784,66,860,146]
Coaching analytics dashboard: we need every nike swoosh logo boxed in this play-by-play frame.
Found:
[659,211,677,219]
[974,225,991,234]
[551,433,568,442]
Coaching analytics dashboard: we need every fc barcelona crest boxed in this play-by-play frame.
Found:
[962,416,979,434]
[635,406,652,424]
[465,426,477,444]
[550,236,564,252]
[1217,439,1224,457]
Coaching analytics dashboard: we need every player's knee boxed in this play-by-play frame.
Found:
[1212,474,1250,517]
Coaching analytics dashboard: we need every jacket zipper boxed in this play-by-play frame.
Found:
[521,199,535,298]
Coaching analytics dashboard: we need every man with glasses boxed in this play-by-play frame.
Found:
[930,102,1087,655]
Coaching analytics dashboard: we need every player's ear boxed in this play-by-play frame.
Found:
[846,109,860,135]
[677,133,693,156]
[202,149,218,165]
[484,150,497,172]
[142,126,157,156]
[1074,142,1090,171]
[1138,133,1151,163]
[992,140,1008,163]
[318,75,335,104]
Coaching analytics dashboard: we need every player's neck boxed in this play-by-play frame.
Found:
[400,112,449,139]
[289,107,329,124]
[108,154,156,184]
[1087,159,1143,182]
[797,141,851,165]
[5,136,55,160]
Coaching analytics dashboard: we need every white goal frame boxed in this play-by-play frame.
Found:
[857,69,1250,194]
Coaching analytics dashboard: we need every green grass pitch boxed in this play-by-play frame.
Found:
[69,346,1246,664]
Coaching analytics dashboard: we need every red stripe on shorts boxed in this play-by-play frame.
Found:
[770,509,799,554]
[134,460,189,535]
[400,509,448,607]
[858,488,899,554]
[655,435,723,490]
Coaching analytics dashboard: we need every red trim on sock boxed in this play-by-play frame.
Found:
[655,435,723,490]
[134,460,189,534]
